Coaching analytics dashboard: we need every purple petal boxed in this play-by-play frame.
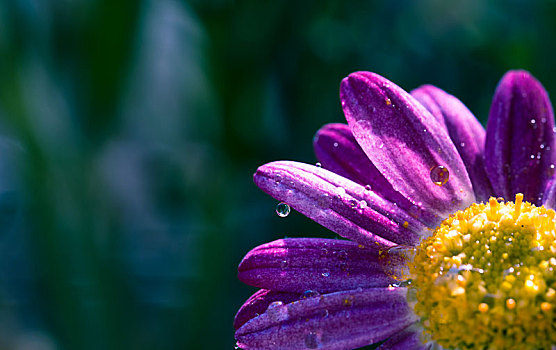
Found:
[234,289,301,330]
[378,324,430,350]
[411,85,493,202]
[254,161,430,248]
[485,70,556,204]
[313,123,414,206]
[340,72,475,220]
[542,178,556,209]
[238,238,400,293]
[235,287,417,350]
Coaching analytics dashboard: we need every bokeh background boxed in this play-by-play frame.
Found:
[0,0,555,349]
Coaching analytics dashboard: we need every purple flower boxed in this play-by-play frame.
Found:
[235,71,556,349]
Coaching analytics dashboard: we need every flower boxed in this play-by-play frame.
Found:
[234,70,556,349]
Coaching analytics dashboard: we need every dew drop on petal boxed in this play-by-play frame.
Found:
[280,260,288,269]
[302,290,320,299]
[266,301,289,322]
[430,165,449,186]
[315,162,322,168]
[358,200,367,209]
[333,142,339,148]
[321,269,330,277]
[276,202,291,217]
[267,301,283,310]
[364,184,372,191]
[335,187,346,197]
[408,204,421,219]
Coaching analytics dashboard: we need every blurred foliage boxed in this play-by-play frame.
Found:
[0,0,555,349]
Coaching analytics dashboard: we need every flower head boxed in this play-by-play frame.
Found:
[235,70,556,349]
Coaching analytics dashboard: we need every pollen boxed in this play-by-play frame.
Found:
[408,194,556,350]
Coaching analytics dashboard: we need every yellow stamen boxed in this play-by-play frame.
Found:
[408,193,555,350]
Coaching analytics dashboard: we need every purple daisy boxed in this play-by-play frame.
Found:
[234,70,556,349]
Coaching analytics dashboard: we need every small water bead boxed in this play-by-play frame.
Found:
[276,202,291,217]
[385,98,392,106]
[302,290,320,299]
[335,187,346,197]
[358,200,367,209]
[364,184,372,191]
[408,204,421,219]
[333,142,339,148]
[280,260,288,269]
[430,165,450,186]
[321,269,330,277]
[267,301,283,309]
[266,301,289,322]
[315,162,322,168]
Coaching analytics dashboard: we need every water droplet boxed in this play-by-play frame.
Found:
[430,165,449,186]
[276,202,291,217]
[321,269,330,277]
[333,142,339,148]
[358,200,367,209]
[349,199,358,208]
[315,162,322,168]
[335,187,346,197]
[385,98,392,106]
[320,248,329,257]
[304,332,321,349]
[364,184,372,191]
[280,260,288,269]
[302,290,320,299]
[266,301,289,322]
[460,142,466,147]
[408,204,421,218]
[275,174,282,184]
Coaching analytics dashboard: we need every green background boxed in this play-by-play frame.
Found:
[0,0,554,349]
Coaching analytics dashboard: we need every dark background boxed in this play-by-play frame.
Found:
[0,0,554,349]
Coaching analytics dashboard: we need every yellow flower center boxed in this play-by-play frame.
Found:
[409,194,556,349]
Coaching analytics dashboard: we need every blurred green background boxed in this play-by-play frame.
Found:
[0,0,555,349]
